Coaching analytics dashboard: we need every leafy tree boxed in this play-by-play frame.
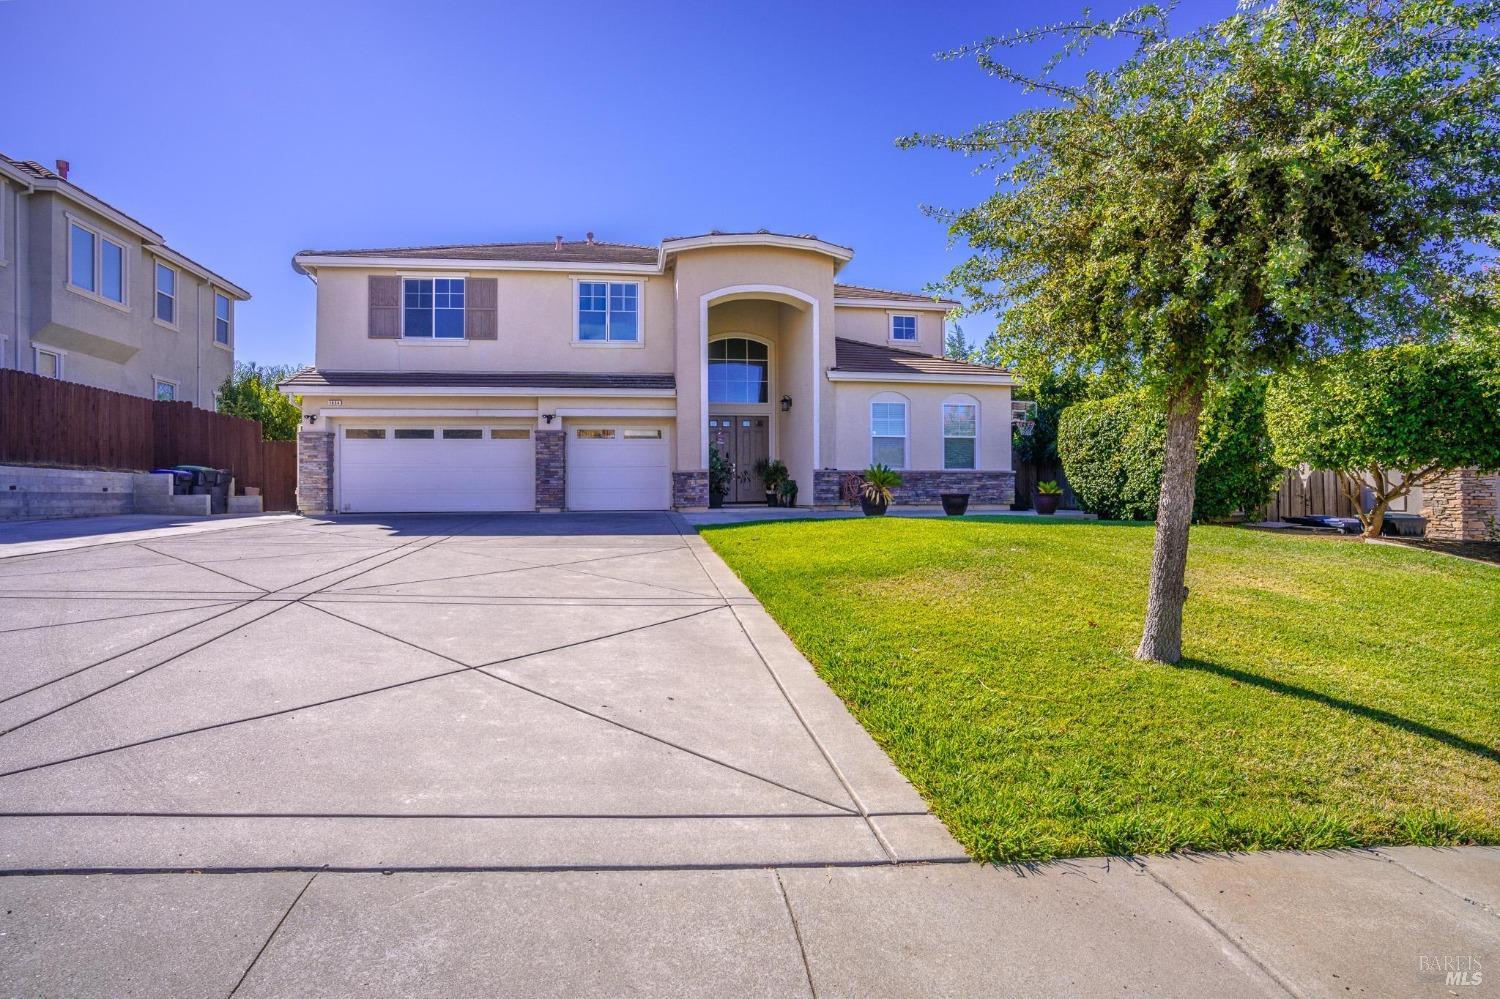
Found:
[1266,342,1500,536]
[1060,379,1282,520]
[903,0,1500,661]
[945,323,976,361]
[217,362,303,442]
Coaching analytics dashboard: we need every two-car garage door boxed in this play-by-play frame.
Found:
[339,427,536,513]
[338,425,670,513]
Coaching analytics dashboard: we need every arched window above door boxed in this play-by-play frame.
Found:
[708,337,769,404]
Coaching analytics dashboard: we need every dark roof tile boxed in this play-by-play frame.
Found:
[280,369,675,391]
[834,283,958,306]
[832,338,1010,378]
[298,241,659,265]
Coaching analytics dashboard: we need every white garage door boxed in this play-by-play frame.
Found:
[567,427,671,511]
[339,427,535,513]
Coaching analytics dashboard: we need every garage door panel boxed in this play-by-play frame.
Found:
[567,429,670,511]
[340,432,535,513]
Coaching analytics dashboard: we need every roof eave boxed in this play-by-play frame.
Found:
[291,253,660,277]
[825,370,1017,386]
[659,233,855,272]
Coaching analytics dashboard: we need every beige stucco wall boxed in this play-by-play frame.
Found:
[11,191,234,406]
[832,305,944,357]
[669,245,837,495]
[312,267,674,375]
[830,381,1013,472]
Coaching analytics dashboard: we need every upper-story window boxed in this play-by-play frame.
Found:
[68,221,126,304]
[155,263,177,325]
[890,315,917,343]
[709,338,769,404]
[577,281,639,343]
[403,277,464,339]
[214,292,231,345]
[154,378,177,402]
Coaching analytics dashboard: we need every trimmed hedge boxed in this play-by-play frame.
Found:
[1057,381,1281,521]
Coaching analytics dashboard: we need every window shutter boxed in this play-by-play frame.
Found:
[368,275,401,338]
[465,277,497,340]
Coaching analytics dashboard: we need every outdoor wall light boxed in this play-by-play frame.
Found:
[543,413,556,424]
[304,413,318,425]
[780,395,793,412]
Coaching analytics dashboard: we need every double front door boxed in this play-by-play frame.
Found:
[708,415,769,503]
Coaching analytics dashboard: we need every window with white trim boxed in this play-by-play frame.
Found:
[68,221,126,303]
[154,378,177,402]
[34,347,62,379]
[577,281,639,342]
[890,314,917,342]
[402,278,464,339]
[214,292,231,344]
[870,397,908,469]
[943,399,978,470]
[155,263,177,325]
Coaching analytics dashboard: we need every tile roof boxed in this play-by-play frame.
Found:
[280,369,675,391]
[832,338,1010,378]
[298,241,660,265]
[834,283,959,307]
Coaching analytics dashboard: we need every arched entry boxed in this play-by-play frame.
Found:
[708,335,773,502]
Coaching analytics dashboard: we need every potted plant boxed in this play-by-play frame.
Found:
[779,478,798,508]
[755,458,789,507]
[860,464,902,517]
[708,445,730,509]
[1034,479,1063,515]
[940,492,970,516]
[839,472,865,508]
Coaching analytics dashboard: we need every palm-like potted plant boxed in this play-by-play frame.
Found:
[859,464,902,517]
[707,445,731,509]
[1034,479,1063,515]
[754,458,789,507]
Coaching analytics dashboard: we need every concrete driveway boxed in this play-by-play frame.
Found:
[0,512,959,872]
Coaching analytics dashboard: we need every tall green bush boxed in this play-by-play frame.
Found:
[1058,382,1280,521]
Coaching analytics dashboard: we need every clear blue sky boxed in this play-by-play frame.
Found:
[2,0,1235,368]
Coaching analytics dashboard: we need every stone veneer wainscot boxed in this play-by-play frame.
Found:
[812,469,1016,508]
[297,430,334,514]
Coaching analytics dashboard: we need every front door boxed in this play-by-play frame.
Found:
[708,415,769,502]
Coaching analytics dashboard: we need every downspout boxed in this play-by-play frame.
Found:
[11,176,35,370]
[196,282,203,407]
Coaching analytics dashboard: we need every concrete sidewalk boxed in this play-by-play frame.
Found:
[3,847,1496,997]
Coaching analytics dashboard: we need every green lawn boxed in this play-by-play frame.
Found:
[702,517,1500,863]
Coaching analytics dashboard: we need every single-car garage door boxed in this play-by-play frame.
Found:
[339,426,535,513]
[567,427,671,511]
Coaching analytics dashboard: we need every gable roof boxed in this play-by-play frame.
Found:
[297,241,660,266]
[0,153,250,300]
[831,338,1014,382]
[833,283,959,308]
[279,368,675,392]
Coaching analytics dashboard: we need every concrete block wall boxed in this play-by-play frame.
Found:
[0,465,136,520]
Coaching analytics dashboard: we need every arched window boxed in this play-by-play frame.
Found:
[942,395,979,470]
[708,338,769,404]
[870,392,908,469]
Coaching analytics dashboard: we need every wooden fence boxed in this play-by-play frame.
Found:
[1257,467,1357,521]
[1014,462,1079,510]
[0,369,296,511]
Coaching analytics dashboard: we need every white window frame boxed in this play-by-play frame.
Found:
[213,291,232,349]
[572,277,644,347]
[942,396,980,471]
[34,346,63,379]
[889,314,918,343]
[399,275,467,342]
[154,261,179,329]
[65,215,128,310]
[153,377,179,402]
[870,394,908,470]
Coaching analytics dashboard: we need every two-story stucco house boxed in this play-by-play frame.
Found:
[0,155,249,406]
[284,232,1017,513]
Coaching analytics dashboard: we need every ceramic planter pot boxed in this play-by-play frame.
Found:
[765,490,778,507]
[709,491,724,509]
[940,493,970,516]
[860,496,889,517]
[1033,492,1061,515]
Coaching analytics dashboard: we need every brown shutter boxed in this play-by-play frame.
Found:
[465,277,498,340]
[368,275,401,338]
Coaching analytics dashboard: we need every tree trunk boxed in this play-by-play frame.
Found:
[1136,387,1204,664]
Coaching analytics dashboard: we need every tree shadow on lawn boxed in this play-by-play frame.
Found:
[1178,657,1500,765]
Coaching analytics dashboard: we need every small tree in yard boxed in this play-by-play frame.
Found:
[1266,342,1500,537]
[903,0,1500,662]
[217,363,303,442]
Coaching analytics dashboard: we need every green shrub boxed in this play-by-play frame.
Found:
[1058,381,1280,521]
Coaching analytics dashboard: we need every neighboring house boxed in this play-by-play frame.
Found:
[283,232,1017,513]
[0,155,249,407]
